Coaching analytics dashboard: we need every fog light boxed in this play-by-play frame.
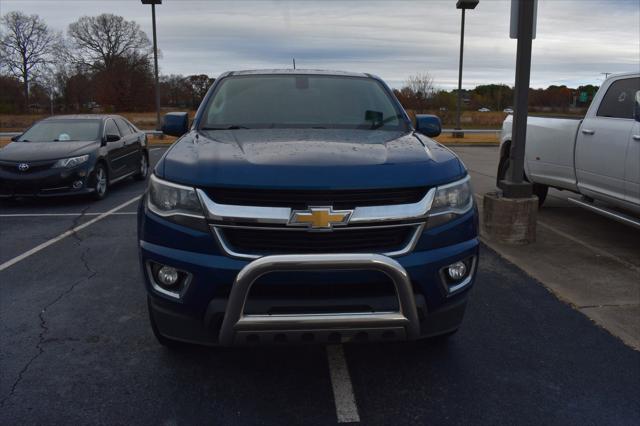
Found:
[157,266,179,287]
[73,180,83,189]
[447,261,467,281]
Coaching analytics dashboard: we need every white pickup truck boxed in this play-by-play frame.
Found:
[499,72,640,228]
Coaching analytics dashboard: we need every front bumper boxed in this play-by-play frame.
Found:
[0,164,94,197]
[140,201,479,346]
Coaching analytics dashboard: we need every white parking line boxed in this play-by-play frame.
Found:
[326,344,360,423]
[0,212,137,217]
[0,195,141,272]
[537,220,640,274]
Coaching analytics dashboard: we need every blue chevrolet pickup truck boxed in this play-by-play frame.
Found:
[138,69,479,347]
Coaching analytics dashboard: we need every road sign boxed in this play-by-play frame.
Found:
[579,91,588,103]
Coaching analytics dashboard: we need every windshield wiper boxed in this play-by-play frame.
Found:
[201,125,251,130]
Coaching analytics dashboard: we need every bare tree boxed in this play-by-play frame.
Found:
[0,11,60,109]
[406,72,435,106]
[67,14,151,71]
[187,74,214,107]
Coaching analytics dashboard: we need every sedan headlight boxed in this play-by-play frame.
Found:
[427,175,473,228]
[147,174,207,230]
[53,155,89,168]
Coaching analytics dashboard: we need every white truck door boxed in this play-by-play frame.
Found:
[575,77,639,202]
[627,120,640,206]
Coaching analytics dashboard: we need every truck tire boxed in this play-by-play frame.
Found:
[417,328,458,346]
[497,150,548,207]
[431,328,458,342]
[148,297,188,350]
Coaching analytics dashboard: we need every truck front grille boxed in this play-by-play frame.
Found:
[216,225,419,257]
[204,187,427,209]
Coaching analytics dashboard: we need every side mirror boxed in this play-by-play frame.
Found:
[10,134,21,142]
[105,134,121,143]
[415,114,442,137]
[634,90,640,122]
[162,112,189,137]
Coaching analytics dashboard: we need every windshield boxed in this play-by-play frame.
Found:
[200,75,407,131]
[18,120,102,142]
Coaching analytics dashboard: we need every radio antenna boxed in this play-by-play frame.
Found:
[293,58,296,70]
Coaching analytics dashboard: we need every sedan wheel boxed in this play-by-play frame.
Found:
[92,164,108,200]
[134,153,149,181]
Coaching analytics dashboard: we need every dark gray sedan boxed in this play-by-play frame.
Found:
[0,115,149,200]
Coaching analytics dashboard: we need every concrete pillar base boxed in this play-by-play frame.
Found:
[481,191,538,245]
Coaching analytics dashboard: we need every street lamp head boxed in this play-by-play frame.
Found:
[456,0,479,9]
[141,0,162,4]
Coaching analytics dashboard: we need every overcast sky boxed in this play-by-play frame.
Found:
[2,0,639,89]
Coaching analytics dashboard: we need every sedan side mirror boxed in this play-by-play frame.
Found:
[10,134,21,142]
[634,90,640,122]
[105,134,121,143]
[162,112,189,137]
[415,114,442,137]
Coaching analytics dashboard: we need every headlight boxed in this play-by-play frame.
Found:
[147,174,207,230]
[427,175,473,228]
[53,155,89,168]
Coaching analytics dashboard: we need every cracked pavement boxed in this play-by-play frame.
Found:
[1,147,639,425]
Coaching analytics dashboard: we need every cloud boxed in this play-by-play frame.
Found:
[2,0,639,89]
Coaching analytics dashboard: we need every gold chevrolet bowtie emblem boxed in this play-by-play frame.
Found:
[289,206,352,229]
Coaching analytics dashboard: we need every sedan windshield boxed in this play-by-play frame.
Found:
[18,120,101,142]
[200,75,407,131]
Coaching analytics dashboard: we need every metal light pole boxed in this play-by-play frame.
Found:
[454,0,479,138]
[142,0,162,130]
[481,0,538,246]
[499,0,536,198]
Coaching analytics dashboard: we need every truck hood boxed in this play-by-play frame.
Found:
[159,129,464,190]
[0,141,98,162]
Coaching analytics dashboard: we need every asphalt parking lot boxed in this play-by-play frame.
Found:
[451,145,640,350]
[1,146,639,425]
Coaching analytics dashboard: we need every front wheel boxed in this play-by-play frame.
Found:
[417,328,458,347]
[497,152,548,207]
[134,153,149,181]
[148,297,188,350]
[91,164,108,200]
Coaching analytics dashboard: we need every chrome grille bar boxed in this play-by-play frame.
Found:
[196,187,436,226]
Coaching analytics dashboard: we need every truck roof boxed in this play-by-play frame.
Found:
[226,69,371,78]
[606,71,639,80]
[41,114,122,121]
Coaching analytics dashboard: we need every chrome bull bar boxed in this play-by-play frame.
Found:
[219,253,420,345]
